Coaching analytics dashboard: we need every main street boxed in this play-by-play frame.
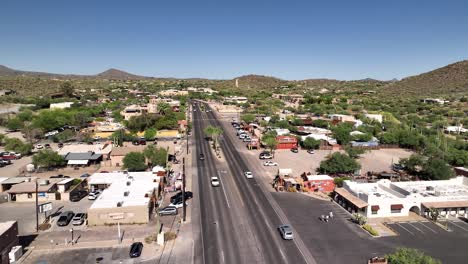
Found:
[191,102,314,264]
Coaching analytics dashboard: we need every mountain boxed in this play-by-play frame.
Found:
[95,68,145,80]
[0,65,63,78]
[385,60,468,96]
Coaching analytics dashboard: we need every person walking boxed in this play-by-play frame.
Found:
[329,211,333,218]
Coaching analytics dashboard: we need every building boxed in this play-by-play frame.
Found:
[455,167,468,177]
[334,176,468,218]
[445,125,467,134]
[148,97,181,113]
[0,177,30,193]
[109,146,145,167]
[0,221,19,264]
[7,179,60,202]
[64,152,103,166]
[87,171,162,226]
[158,89,189,97]
[58,143,113,160]
[120,105,148,121]
[328,114,356,124]
[276,136,298,150]
[302,174,335,193]
[364,114,383,123]
[50,102,74,109]
[421,98,448,105]
[224,96,248,104]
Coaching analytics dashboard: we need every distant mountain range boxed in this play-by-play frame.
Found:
[1,60,468,96]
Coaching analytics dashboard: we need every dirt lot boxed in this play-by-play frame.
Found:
[358,148,413,173]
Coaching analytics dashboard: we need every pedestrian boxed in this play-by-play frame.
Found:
[325,215,329,222]
[320,215,325,221]
[329,211,333,218]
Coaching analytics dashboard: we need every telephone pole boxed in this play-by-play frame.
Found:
[182,157,186,222]
[35,179,39,232]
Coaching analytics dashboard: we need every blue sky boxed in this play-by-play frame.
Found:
[1,0,467,80]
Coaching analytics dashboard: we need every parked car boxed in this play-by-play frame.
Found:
[169,200,186,209]
[70,190,88,202]
[170,191,193,203]
[211,176,220,187]
[278,224,294,240]
[58,143,64,148]
[0,153,16,160]
[263,161,278,166]
[129,242,143,258]
[72,213,87,225]
[0,159,12,166]
[243,137,252,142]
[57,211,74,226]
[44,144,51,149]
[50,174,70,179]
[88,191,101,200]
[291,147,299,153]
[239,134,247,139]
[35,144,43,149]
[259,152,273,159]
[158,206,178,216]
[244,171,253,179]
[80,173,90,178]
[307,149,315,154]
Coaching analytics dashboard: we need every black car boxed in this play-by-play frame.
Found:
[50,174,71,179]
[70,190,88,202]
[199,153,205,160]
[129,242,143,258]
[57,211,74,226]
[170,191,193,203]
[291,147,299,153]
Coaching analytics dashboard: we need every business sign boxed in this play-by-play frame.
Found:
[38,202,52,213]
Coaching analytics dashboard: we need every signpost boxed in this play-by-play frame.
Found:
[38,202,53,225]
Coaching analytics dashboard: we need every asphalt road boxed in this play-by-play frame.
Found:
[192,103,312,264]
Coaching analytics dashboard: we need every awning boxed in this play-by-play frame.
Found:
[422,201,468,209]
[391,204,404,210]
[334,188,368,208]
[67,160,89,165]
[371,205,380,211]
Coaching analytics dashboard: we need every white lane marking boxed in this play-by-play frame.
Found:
[221,250,225,263]
[449,221,468,231]
[219,171,231,208]
[417,222,437,233]
[396,223,415,235]
[279,248,287,262]
[408,222,425,234]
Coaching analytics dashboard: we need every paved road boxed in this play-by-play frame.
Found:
[192,103,312,264]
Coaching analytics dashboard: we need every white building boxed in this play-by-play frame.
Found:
[225,96,248,104]
[334,176,468,218]
[50,102,74,109]
[364,114,383,123]
[87,171,162,225]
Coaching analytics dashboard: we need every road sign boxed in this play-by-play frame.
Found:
[38,202,52,213]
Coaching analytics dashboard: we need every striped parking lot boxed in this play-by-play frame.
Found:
[386,221,444,236]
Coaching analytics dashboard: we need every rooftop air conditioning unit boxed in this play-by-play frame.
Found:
[124,191,129,197]
[117,201,123,207]
[126,181,131,186]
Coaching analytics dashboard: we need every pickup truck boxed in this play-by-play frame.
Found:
[0,152,20,160]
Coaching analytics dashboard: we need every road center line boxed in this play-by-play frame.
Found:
[218,171,231,208]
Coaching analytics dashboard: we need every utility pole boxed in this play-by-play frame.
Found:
[182,157,186,222]
[186,99,190,155]
[35,179,39,233]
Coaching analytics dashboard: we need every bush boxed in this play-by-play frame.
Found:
[164,231,177,241]
[386,248,441,264]
[362,224,379,236]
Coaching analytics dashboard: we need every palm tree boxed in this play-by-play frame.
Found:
[204,125,223,149]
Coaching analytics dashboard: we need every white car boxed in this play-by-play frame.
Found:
[263,161,278,166]
[35,144,43,150]
[88,191,101,200]
[244,171,253,179]
[169,200,186,208]
[211,176,220,187]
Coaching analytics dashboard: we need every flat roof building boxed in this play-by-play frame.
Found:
[334,176,468,218]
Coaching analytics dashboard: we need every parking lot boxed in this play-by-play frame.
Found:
[386,221,442,236]
[0,197,93,235]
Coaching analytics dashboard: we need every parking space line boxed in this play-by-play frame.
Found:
[408,222,425,234]
[417,222,438,233]
[396,223,415,235]
[449,221,468,232]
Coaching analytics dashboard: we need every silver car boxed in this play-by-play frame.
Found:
[278,224,294,240]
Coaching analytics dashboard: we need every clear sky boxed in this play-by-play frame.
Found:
[1,0,467,80]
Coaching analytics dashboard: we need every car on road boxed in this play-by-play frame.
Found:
[307,149,315,154]
[170,191,193,203]
[199,153,205,160]
[291,147,299,153]
[259,152,273,159]
[211,176,220,187]
[35,144,43,149]
[244,171,253,179]
[158,206,178,216]
[57,211,74,226]
[278,224,294,240]
[88,191,101,200]
[263,161,278,166]
[72,213,87,225]
[169,200,186,208]
[129,242,143,258]
[70,190,88,202]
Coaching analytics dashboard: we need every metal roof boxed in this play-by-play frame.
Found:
[0,177,29,185]
[64,152,102,161]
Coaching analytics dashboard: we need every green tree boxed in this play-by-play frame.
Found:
[344,146,366,159]
[241,114,256,124]
[352,133,373,142]
[123,152,147,171]
[386,248,441,264]
[332,122,353,145]
[17,110,33,122]
[204,125,223,149]
[422,158,453,180]
[319,152,361,174]
[263,136,278,156]
[143,145,168,167]
[144,128,157,141]
[61,81,74,97]
[4,137,33,155]
[6,117,24,131]
[301,137,320,150]
[334,176,351,187]
[32,149,66,169]
[399,154,425,174]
